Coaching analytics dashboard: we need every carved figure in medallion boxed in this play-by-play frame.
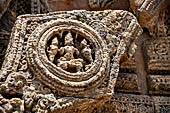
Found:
[57,32,83,72]
[47,37,59,62]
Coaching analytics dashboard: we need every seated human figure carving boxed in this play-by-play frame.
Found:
[57,32,83,72]
[47,37,59,62]
[80,39,93,71]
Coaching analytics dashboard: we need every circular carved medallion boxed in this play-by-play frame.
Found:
[27,19,109,96]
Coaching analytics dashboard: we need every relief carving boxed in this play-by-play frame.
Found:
[0,94,24,113]
[0,10,142,112]
[143,36,170,95]
[0,0,170,113]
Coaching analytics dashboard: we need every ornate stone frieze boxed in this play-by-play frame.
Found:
[116,54,139,93]
[153,96,170,113]
[144,36,170,73]
[88,0,118,9]
[149,75,170,95]
[16,0,48,16]
[115,73,139,93]
[93,94,170,113]
[0,10,142,112]
[93,93,155,113]
[143,36,170,95]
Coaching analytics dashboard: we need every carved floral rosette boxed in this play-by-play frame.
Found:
[0,10,142,112]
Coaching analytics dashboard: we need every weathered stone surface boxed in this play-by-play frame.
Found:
[153,96,170,113]
[142,36,170,95]
[115,73,139,93]
[129,0,170,37]
[144,36,170,72]
[0,10,142,112]
[93,93,155,113]
[0,0,170,113]
[0,94,24,113]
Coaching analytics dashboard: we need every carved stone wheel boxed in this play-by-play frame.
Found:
[27,19,110,96]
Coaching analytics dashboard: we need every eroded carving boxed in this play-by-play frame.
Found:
[92,93,154,113]
[129,0,170,36]
[0,0,170,112]
[0,10,142,112]
[0,71,28,95]
[88,0,118,9]
[144,36,170,72]
[0,0,170,113]
[47,31,94,73]
[0,94,24,113]
[143,36,170,95]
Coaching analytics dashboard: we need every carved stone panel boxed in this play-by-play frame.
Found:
[93,93,155,113]
[143,36,170,95]
[0,10,142,113]
[144,37,170,73]
[115,73,139,93]
[149,75,170,94]
[153,96,170,113]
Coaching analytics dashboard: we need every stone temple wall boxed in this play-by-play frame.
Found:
[0,0,170,113]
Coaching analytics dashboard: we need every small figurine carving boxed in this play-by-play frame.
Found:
[47,37,59,62]
[80,39,93,70]
[57,32,83,72]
